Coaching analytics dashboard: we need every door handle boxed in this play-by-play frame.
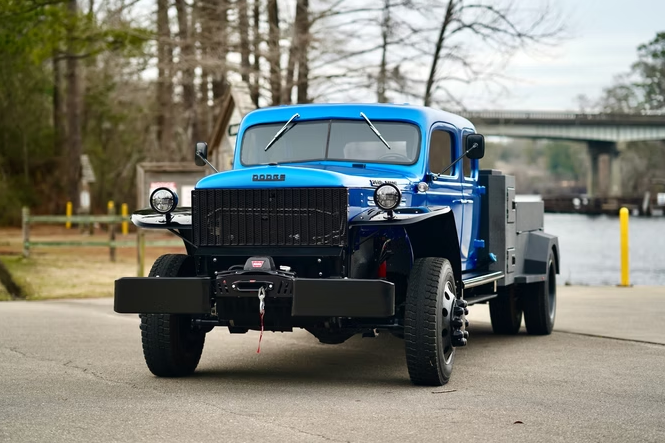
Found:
[452,199,473,204]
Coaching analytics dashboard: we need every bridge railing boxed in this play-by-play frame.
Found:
[457,110,665,123]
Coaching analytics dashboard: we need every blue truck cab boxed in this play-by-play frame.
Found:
[114,103,560,386]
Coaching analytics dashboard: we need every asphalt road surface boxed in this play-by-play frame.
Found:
[1,287,664,443]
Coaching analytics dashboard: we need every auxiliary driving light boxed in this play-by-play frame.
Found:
[150,187,178,214]
[374,183,401,211]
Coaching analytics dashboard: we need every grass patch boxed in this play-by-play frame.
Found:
[0,256,34,299]
[0,254,136,300]
[0,226,184,300]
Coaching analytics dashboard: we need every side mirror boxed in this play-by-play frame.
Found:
[465,134,485,160]
[228,124,239,137]
[195,142,208,167]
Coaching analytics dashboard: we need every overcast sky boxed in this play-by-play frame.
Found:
[494,0,665,111]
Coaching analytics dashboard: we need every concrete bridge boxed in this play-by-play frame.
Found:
[458,110,665,197]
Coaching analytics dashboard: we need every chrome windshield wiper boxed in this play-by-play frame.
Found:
[264,113,300,151]
[360,112,391,149]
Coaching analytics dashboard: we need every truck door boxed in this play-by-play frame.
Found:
[460,130,481,270]
[426,126,464,249]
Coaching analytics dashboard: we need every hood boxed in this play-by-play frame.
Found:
[196,163,421,189]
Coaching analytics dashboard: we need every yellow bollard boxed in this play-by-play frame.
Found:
[121,203,129,235]
[65,201,72,229]
[107,200,114,211]
[619,207,630,287]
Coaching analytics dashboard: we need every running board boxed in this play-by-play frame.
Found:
[462,271,504,289]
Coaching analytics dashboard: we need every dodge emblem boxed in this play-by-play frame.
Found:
[253,174,286,182]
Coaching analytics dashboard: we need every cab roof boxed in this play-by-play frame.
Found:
[240,103,476,132]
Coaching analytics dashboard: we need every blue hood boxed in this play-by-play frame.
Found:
[196,164,422,189]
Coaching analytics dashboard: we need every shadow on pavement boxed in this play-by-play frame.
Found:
[175,320,545,389]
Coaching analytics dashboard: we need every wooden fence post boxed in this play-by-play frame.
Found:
[136,228,145,277]
[22,207,30,258]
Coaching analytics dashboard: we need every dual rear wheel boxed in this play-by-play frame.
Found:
[489,250,557,336]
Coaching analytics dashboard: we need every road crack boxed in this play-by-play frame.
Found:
[3,345,348,441]
[556,330,665,347]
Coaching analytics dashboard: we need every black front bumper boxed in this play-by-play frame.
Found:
[114,273,395,318]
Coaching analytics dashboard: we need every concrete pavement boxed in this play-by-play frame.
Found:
[1,286,664,442]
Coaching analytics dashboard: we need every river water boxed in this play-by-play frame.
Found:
[543,213,665,286]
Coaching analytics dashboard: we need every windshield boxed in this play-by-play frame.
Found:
[240,120,420,165]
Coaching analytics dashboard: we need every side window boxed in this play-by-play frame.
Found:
[463,156,472,178]
[462,133,475,179]
[429,130,453,175]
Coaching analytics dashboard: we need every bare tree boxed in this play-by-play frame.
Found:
[267,0,282,104]
[377,0,391,103]
[66,0,82,208]
[250,0,261,106]
[282,0,309,104]
[211,0,230,104]
[238,0,251,85]
[52,54,65,157]
[156,0,173,154]
[295,0,563,108]
[421,0,564,107]
[175,0,199,149]
[295,0,310,103]
[423,0,454,106]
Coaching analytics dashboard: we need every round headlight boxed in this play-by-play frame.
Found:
[374,183,401,211]
[150,187,178,214]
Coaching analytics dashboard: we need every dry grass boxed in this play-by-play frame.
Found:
[0,226,185,300]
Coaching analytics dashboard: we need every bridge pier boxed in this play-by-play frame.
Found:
[587,141,625,197]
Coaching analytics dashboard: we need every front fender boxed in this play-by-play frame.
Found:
[131,207,191,229]
[349,207,462,286]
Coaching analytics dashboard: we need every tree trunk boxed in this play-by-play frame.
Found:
[175,0,199,150]
[423,0,455,107]
[51,52,66,213]
[283,0,308,104]
[295,0,309,103]
[66,0,82,209]
[267,0,282,105]
[250,0,261,106]
[211,0,229,104]
[238,0,251,85]
[197,0,211,137]
[156,0,173,156]
[52,54,65,156]
[377,0,390,103]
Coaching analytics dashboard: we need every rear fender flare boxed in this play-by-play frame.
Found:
[523,231,560,275]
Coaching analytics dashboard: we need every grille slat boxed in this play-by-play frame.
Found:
[192,188,348,247]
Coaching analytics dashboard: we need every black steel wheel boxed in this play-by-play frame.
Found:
[523,250,557,335]
[140,254,206,377]
[489,286,522,335]
[404,257,466,386]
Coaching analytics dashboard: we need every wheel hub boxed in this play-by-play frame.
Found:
[451,298,469,347]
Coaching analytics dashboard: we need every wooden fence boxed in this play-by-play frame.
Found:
[21,207,182,276]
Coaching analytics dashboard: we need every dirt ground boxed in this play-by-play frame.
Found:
[0,225,185,300]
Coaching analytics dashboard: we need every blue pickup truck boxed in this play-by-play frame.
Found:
[114,103,559,386]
